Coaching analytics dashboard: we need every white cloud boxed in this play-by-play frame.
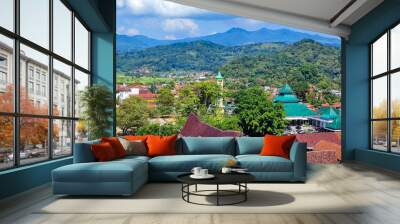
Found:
[117,26,140,36]
[117,0,125,8]
[120,0,208,17]
[162,18,199,34]
[241,18,264,26]
[164,34,177,40]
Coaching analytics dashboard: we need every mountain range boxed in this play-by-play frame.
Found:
[117,27,340,52]
[117,39,340,83]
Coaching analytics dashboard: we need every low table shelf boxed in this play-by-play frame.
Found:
[177,173,255,206]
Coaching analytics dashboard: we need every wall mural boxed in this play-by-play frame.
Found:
[115,0,342,163]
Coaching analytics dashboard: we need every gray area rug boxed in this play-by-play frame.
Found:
[38,183,362,214]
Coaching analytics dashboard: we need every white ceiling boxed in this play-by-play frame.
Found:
[169,0,384,38]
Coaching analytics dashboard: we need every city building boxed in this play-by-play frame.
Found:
[273,84,316,126]
[0,42,74,156]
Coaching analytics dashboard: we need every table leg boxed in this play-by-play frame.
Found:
[195,184,198,192]
[187,184,190,202]
[245,183,247,201]
[217,184,219,206]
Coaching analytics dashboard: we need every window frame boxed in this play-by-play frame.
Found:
[0,0,92,171]
[370,21,400,154]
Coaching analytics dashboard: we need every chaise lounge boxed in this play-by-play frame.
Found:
[52,137,307,196]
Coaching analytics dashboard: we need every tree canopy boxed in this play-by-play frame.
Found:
[234,87,287,136]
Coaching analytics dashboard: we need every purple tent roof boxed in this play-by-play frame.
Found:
[180,113,243,137]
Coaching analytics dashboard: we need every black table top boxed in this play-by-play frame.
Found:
[177,172,255,185]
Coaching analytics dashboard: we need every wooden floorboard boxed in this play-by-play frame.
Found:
[1,162,400,224]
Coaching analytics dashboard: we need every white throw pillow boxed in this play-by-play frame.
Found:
[119,137,147,156]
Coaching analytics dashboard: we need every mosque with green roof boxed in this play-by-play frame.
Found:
[273,84,341,131]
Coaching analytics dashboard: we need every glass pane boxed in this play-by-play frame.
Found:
[74,69,89,118]
[391,120,400,153]
[20,44,49,115]
[53,59,72,117]
[0,0,14,31]
[391,72,400,118]
[0,34,14,112]
[372,121,388,151]
[20,117,49,165]
[0,116,14,170]
[74,18,89,70]
[391,24,400,70]
[372,76,387,119]
[20,0,49,49]
[372,33,387,76]
[53,0,72,60]
[75,120,88,143]
[53,119,72,157]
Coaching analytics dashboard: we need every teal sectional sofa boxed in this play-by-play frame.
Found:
[52,137,307,196]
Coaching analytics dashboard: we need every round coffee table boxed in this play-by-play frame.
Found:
[177,173,255,206]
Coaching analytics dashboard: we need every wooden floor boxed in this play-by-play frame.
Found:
[1,162,400,224]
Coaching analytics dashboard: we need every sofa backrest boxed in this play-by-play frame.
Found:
[73,140,100,163]
[179,137,236,155]
[235,137,264,155]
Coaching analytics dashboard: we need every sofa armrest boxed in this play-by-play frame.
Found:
[73,140,100,163]
[289,141,307,182]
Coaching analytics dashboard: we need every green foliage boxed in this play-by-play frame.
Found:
[116,75,172,85]
[220,40,341,89]
[199,113,241,131]
[176,86,200,116]
[117,96,149,135]
[288,78,309,101]
[117,41,231,73]
[234,87,287,136]
[80,84,114,139]
[323,92,340,105]
[306,91,324,107]
[157,87,175,116]
[136,123,181,136]
[192,81,221,108]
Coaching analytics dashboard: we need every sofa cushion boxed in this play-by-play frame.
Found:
[73,140,100,163]
[90,142,118,162]
[53,158,147,183]
[116,155,150,163]
[236,155,293,172]
[149,154,235,172]
[235,137,263,155]
[147,135,177,157]
[101,137,127,158]
[119,138,147,156]
[180,137,235,155]
[260,135,296,159]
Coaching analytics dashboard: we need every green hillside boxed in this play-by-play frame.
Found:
[116,39,341,90]
[116,41,287,74]
[220,39,341,85]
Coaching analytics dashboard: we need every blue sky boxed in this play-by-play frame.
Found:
[117,0,338,40]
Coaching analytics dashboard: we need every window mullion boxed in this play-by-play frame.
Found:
[388,30,392,153]
[48,0,54,160]
[71,10,76,155]
[13,0,20,167]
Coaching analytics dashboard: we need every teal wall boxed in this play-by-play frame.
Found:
[344,0,400,171]
[0,158,72,199]
[0,0,116,200]
[92,32,116,135]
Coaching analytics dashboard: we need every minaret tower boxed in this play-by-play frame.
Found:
[216,71,224,113]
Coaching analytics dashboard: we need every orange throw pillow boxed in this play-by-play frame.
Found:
[260,135,296,159]
[124,135,148,141]
[101,137,126,158]
[91,142,117,162]
[146,135,177,157]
